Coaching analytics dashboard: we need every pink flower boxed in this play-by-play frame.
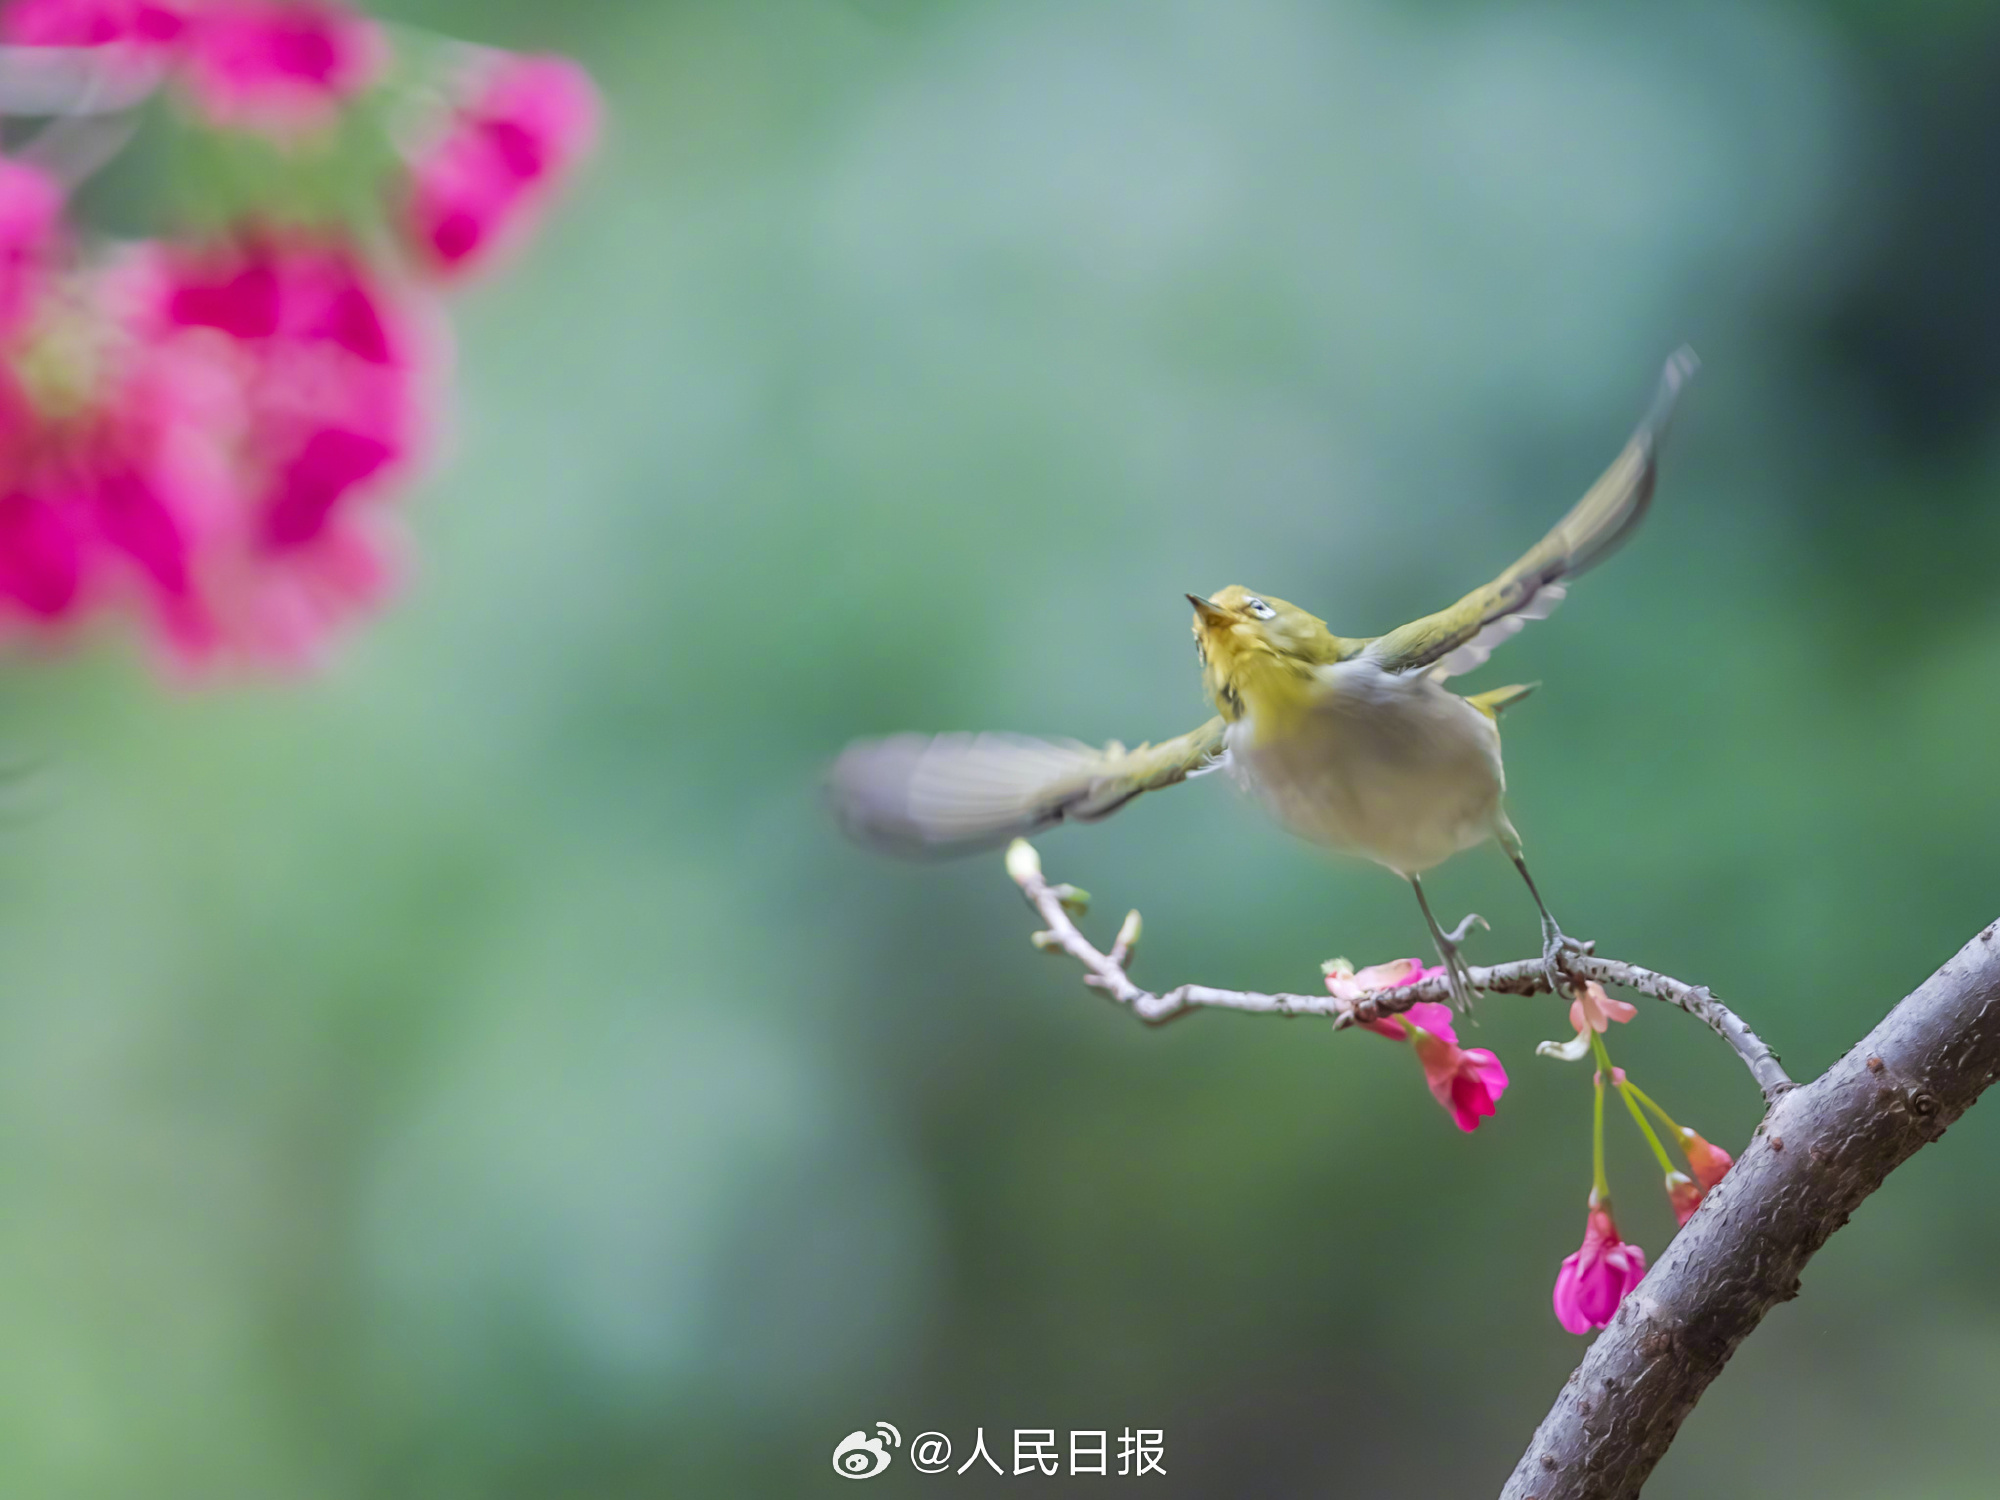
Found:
[0,461,88,621]
[1552,1193,1647,1334]
[1356,989,1510,1133]
[0,159,62,343]
[0,0,183,48]
[1407,1006,1510,1132]
[1324,955,1430,1001]
[0,357,198,643]
[1680,1128,1734,1191]
[1539,979,1640,1061]
[177,0,381,133]
[1665,1171,1702,1227]
[1571,980,1637,1034]
[406,54,598,278]
[112,229,434,667]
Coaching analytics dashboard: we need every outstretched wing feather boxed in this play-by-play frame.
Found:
[828,717,1229,856]
[1362,347,1697,680]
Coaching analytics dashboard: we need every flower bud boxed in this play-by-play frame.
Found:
[1680,1128,1734,1190]
[1552,1194,1647,1334]
[1004,839,1041,884]
[1665,1171,1702,1226]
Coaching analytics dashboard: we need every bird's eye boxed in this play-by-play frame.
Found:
[1244,597,1275,620]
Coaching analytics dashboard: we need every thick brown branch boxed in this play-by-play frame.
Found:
[1005,840,1792,1103]
[1003,841,2000,1494]
[1500,918,2000,1498]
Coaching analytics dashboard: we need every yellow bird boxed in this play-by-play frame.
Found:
[831,350,1698,1010]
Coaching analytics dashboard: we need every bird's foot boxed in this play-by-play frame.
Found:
[1443,912,1489,947]
[1541,922,1590,996]
[1432,914,1488,1016]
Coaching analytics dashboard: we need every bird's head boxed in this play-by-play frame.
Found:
[1188,586,1341,722]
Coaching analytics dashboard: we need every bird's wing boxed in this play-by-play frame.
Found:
[828,716,1229,856]
[1360,347,1698,681]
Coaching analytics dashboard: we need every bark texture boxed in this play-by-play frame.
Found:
[1501,919,2000,1498]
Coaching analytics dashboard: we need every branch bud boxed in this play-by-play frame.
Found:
[1049,884,1091,914]
[1005,839,1041,884]
[1115,909,1142,953]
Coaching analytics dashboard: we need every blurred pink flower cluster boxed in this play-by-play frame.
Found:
[0,0,597,671]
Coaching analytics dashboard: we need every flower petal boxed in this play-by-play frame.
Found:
[1537,1030,1593,1062]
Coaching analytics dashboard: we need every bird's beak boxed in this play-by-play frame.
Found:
[1187,593,1228,623]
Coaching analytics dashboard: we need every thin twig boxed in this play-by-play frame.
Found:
[1005,839,1793,1104]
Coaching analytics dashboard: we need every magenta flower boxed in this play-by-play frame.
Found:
[122,230,430,667]
[406,53,598,277]
[1334,955,1510,1132]
[1404,1003,1510,1132]
[0,159,61,344]
[1552,1193,1647,1334]
[177,0,381,133]
[0,0,183,49]
[0,403,89,621]
[0,6,594,678]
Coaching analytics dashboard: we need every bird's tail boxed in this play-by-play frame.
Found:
[1465,682,1538,720]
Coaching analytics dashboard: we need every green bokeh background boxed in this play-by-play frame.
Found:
[5,0,2000,1494]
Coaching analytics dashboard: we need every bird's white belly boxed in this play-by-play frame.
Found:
[1227,661,1506,876]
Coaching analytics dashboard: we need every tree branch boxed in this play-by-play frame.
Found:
[1004,839,1793,1104]
[1002,843,2000,1494]
[1500,918,2000,1498]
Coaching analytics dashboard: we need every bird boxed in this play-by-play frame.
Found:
[829,349,1698,1011]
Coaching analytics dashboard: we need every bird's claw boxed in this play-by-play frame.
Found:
[1430,918,1486,1017]
[1541,924,1589,996]
[1443,912,1489,947]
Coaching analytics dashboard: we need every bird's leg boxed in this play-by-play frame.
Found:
[1499,824,1586,994]
[1409,875,1483,1014]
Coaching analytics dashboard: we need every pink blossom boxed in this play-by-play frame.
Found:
[1406,1006,1509,1132]
[1355,986,1510,1133]
[177,0,381,133]
[1324,955,1429,1002]
[0,354,198,643]
[1680,1128,1734,1191]
[0,473,88,621]
[406,54,598,277]
[1571,980,1637,1035]
[164,243,281,340]
[111,230,433,667]
[1658,1129,1733,1228]
[0,159,61,343]
[1552,1194,1647,1334]
[0,0,183,48]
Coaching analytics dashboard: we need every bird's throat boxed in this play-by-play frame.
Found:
[1208,647,1318,740]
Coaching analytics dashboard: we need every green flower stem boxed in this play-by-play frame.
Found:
[1590,1031,1678,1177]
[1623,1078,1688,1143]
[1591,1066,1609,1202]
[1619,1082,1680,1178]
